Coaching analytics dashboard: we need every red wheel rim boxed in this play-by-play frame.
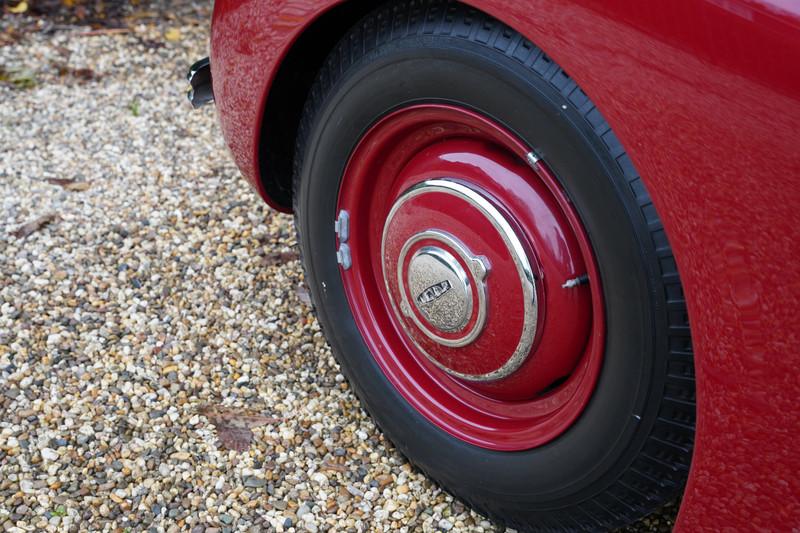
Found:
[336,104,605,450]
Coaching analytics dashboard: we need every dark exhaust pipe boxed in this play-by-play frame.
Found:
[187,57,213,109]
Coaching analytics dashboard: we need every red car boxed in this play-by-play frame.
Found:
[189,1,800,530]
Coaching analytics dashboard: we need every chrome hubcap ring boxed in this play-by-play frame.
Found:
[382,178,538,382]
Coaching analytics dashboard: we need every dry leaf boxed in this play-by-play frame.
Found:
[0,27,23,47]
[321,461,348,473]
[12,213,58,239]
[46,178,91,191]
[0,66,36,89]
[198,404,283,452]
[77,28,131,37]
[51,62,97,82]
[164,28,181,42]
[71,67,96,81]
[9,1,28,14]
[262,250,300,266]
[66,181,91,191]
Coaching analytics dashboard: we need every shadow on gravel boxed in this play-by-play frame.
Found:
[1,0,210,46]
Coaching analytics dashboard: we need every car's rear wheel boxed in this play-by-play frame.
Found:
[293,2,695,530]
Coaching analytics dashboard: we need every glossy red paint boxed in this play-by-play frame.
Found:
[211,0,800,528]
[335,105,603,449]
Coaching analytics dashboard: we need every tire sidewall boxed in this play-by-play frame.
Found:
[296,38,666,513]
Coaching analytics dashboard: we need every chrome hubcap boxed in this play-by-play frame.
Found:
[382,179,539,381]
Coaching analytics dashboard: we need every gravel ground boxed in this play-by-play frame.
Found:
[0,6,676,533]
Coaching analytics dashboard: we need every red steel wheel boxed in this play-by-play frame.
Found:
[336,104,604,450]
[293,2,694,530]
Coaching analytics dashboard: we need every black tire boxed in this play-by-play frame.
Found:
[293,1,695,530]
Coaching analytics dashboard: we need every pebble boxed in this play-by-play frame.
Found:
[243,477,266,488]
[40,448,59,462]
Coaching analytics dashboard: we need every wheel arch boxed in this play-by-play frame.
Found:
[250,0,615,213]
[253,0,388,212]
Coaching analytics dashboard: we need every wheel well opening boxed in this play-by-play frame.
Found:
[258,0,390,210]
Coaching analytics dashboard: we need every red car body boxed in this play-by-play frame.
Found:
[210,0,800,529]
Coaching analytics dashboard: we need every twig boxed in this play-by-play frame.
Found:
[76,28,131,37]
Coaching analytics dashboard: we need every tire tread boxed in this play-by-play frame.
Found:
[292,2,695,530]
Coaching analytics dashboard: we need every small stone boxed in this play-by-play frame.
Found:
[219,514,233,525]
[41,448,59,462]
[243,477,266,488]
[346,485,364,498]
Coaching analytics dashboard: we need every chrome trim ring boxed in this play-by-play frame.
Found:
[381,178,538,382]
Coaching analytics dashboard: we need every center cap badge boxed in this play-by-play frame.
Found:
[405,243,478,334]
[417,280,452,305]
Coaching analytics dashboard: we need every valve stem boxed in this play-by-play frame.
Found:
[562,274,589,289]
